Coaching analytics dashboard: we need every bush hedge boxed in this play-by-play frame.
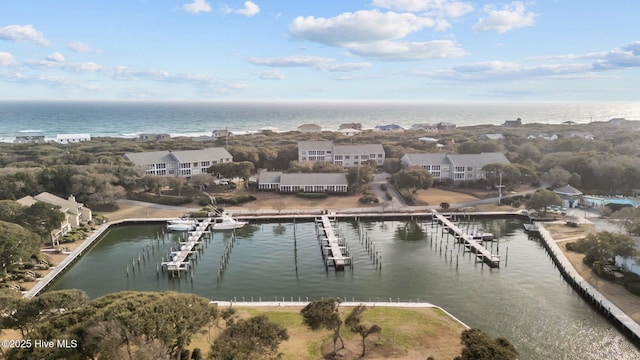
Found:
[296,192,328,199]
[128,192,193,206]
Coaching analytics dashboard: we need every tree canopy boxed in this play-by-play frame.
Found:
[525,189,562,214]
[209,315,289,360]
[389,166,433,191]
[456,328,518,360]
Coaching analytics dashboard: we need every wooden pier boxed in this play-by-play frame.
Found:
[315,214,351,270]
[431,210,500,268]
[161,218,211,275]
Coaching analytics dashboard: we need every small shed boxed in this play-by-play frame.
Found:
[554,184,582,208]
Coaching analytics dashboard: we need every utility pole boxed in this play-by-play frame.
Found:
[497,172,504,205]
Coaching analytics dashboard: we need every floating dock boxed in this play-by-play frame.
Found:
[161,218,211,275]
[315,214,351,270]
[431,210,500,268]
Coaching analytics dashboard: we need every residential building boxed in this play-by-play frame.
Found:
[14,135,46,144]
[333,144,385,167]
[212,129,231,138]
[297,123,322,133]
[410,123,439,132]
[124,147,232,177]
[138,133,170,141]
[298,141,385,167]
[339,123,362,130]
[436,122,457,131]
[527,133,558,141]
[258,171,348,193]
[567,131,594,140]
[375,124,404,132]
[401,152,510,182]
[54,133,91,144]
[16,192,92,245]
[337,128,362,137]
[503,118,523,127]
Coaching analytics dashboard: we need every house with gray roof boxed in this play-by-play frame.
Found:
[258,171,348,193]
[401,152,510,182]
[124,147,232,177]
[298,141,385,167]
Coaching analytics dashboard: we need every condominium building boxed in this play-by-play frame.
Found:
[298,141,385,167]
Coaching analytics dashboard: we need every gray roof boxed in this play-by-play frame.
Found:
[259,171,283,183]
[280,173,348,186]
[170,148,232,163]
[298,141,333,151]
[124,150,175,165]
[403,153,449,165]
[403,152,510,167]
[333,143,384,154]
[447,153,510,167]
[124,147,231,165]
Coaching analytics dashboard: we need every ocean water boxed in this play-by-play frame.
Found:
[1,100,639,142]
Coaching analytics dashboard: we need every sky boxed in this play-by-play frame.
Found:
[1,0,639,101]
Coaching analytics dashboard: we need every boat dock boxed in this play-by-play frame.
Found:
[431,210,500,268]
[161,218,211,275]
[315,214,351,270]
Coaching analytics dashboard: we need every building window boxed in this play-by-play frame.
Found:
[334,155,343,160]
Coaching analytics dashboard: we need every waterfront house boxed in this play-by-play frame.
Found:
[17,192,92,246]
[375,124,404,132]
[337,128,362,137]
[212,129,231,138]
[410,123,439,132]
[503,118,523,127]
[298,141,385,167]
[258,171,348,193]
[339,122,362,130]
[138,133,170,141]
[14,135,46,144]
[297,123,322,133]
[124,147,233,177]
[54,133,91,144]
[400,152,510,182]
[436,122,457,131]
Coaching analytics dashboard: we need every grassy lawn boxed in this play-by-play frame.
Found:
[188,305,465,360]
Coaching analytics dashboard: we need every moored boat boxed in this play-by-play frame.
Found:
[210,212,247,230]
[167,218,197,231]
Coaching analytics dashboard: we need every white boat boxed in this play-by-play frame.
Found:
[210,212,247,230]
[167,218,197,231]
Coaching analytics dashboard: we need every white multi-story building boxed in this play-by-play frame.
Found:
[124,147,233,177]
[298,141,385,167]
[54,133,91,144]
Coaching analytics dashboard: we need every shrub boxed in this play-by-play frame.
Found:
[128,192,193,206]
[296,192,328,199]
[359,190,379,204]
[380,184,387,191]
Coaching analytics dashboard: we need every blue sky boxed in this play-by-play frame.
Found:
[1,0,639,101]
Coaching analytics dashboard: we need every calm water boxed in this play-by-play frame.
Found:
[1,100,640,141]
[48,218,640,359]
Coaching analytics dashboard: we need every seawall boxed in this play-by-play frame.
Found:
[536,224,640,345]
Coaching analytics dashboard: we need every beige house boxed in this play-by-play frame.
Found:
[401,152,510,182]
[17,192,92,245]
[124,147,233,177]
[297,123,322,133]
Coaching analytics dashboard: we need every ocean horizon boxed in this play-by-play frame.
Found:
[1,100,639,142]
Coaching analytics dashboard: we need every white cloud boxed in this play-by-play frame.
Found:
[236,1,260,17]
[248,55,372,72]
[347,40,467,61]
[248,55,334,67]
[46,52,65,62]
[289,10,436,46]
[26,59,104,73]
[371,0,474,17]
[68,41,94,53]
[0,25,51,46]
[0,52,17,67]
[256,70,285,80]
[473,2,537,34]
[182,0,212,14]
